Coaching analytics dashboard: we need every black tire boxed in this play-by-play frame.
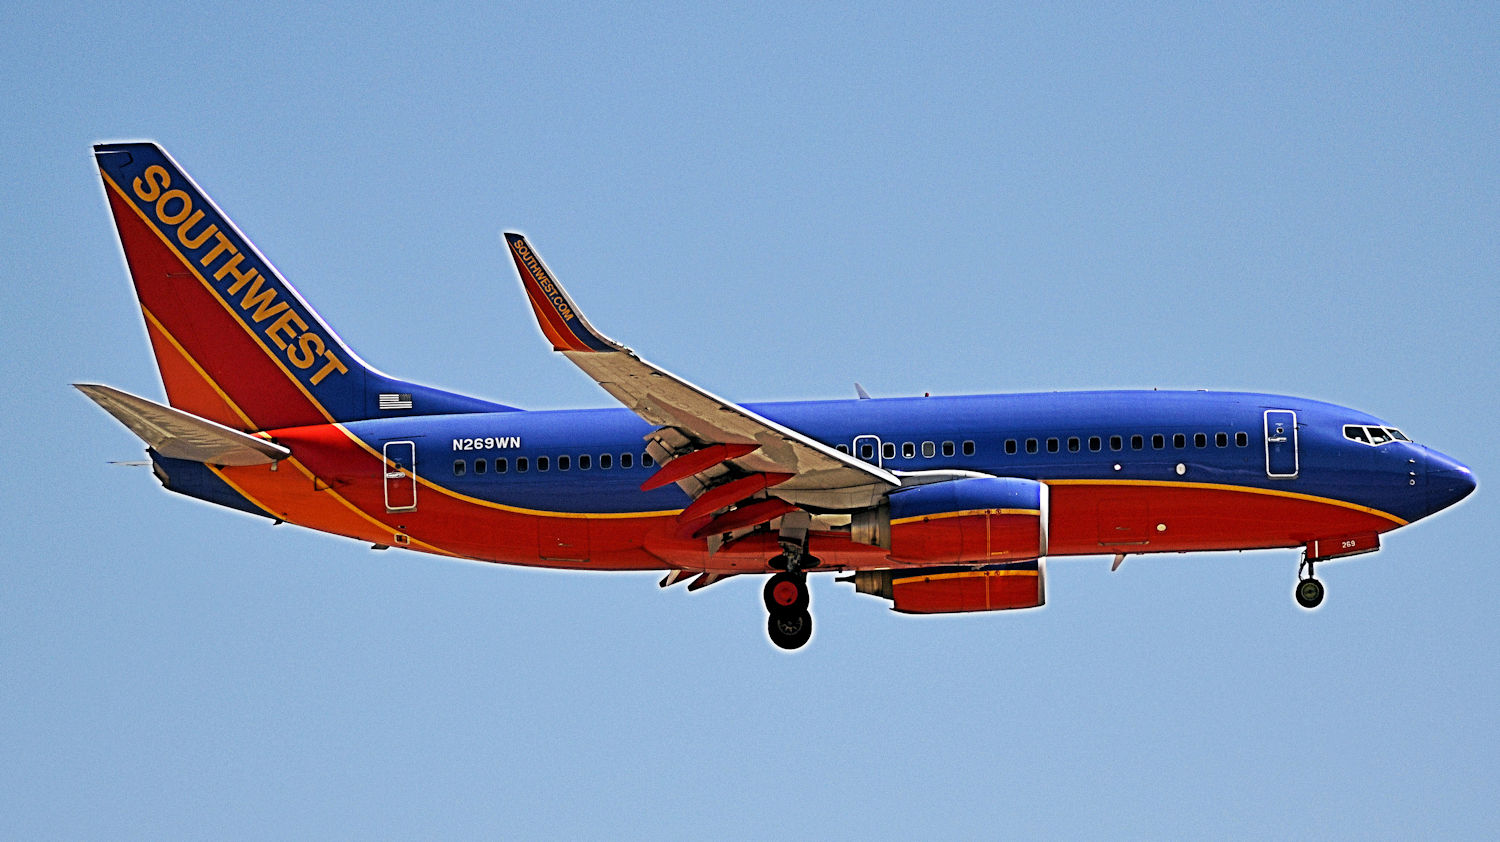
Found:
[768,609,813,650]
[1296,577,1325,609]
[763,571,809,613]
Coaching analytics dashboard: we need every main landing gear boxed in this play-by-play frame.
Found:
[764,571,812,650]
[763,527,819,650]
[1295,554,1325,609]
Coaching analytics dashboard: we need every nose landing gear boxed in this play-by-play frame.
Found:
[1295,554,1325,609]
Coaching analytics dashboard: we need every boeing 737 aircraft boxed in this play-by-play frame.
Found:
[80,142,1476,649]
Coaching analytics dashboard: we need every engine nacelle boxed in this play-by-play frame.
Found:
[850,476,1049,565]
[847,560,1046,614]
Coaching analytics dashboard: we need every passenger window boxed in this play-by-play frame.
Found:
[621,453,634,468]
[1047,438,1059,453]
[1109,435,1122,451]
[1088,436,1101,452]
[922,441,935,458]
[942,441,955,457]
[558,455,570,471]
[1173,434,1186,448]
[1194,433,1207,448]
[495,457,508,474]
[859,443,874,459]
[1235,432,1248,447]
[475,458,487,474]
[642,454,655,467]
[902,442,915,459]
[537,456,549,471]
[836,444,849,454]
[580,454,591,470]
[1215,432,1228,447]
[1068,437,1080,453]
[1368,427,1391,445]
[453,460,466,476]
[517,457,529,472]
[1131,435,1144,450]
[1004,439,1017,455]
[962,440,976,456]
[883,443,896,459]
[1153,434,1165,449]
[600,453,613,469]
[1026,438,1039,454]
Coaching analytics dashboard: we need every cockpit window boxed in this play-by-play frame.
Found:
[1344,424,1411,446]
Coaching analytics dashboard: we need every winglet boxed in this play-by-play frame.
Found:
[503,232,621,353]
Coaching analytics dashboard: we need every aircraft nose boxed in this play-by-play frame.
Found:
[1427,451,1477,516]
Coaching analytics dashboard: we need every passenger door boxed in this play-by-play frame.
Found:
[383,441,417,511]
[1263,410,1298,479]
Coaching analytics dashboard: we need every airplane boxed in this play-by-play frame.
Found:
[79,142,1476,650]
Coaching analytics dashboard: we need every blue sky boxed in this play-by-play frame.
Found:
[2,2,1496,837]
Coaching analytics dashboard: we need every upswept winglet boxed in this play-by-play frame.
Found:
[502,233,901,518]
[505,232,620,353]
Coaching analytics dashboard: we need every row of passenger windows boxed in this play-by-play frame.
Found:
[1004,431,1249,455]
[835,432,1251,460]
[454,451,656,477]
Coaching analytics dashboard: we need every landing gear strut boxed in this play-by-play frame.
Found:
[763,518,818,650]
[1295,554,1325,609]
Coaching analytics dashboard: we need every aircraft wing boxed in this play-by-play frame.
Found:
[503,233,899,517]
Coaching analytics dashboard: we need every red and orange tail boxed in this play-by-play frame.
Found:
[94,142,510,432]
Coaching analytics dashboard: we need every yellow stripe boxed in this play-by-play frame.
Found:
[1043,478,1408,526]
[101,170,338,427]
[891,508,1040,526]
[893,569,1038,584]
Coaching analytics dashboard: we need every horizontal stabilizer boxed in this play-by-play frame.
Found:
[74,383,291,466]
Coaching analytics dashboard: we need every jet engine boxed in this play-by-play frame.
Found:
[849,476,1049,565]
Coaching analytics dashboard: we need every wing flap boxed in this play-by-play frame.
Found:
[75,383,291,466]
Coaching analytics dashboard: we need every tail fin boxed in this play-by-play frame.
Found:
[93,142,510,431]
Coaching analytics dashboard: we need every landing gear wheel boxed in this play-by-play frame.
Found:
[768,609,813,650]
[763,571,809,613]
[1296,577,1325,609]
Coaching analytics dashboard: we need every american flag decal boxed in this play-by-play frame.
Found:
[378,393,413,410]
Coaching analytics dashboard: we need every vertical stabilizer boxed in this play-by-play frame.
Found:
[93,142,510,431]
